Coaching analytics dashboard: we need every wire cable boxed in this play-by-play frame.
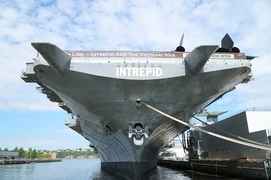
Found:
[141,101,271,151]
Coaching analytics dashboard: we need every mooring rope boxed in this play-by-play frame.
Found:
[141,101,271,151]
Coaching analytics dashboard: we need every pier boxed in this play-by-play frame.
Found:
[158,111,271,179]
[158,159,271,179]
[0,159,62,165]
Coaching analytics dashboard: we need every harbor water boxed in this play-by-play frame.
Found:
[0,159,243,180]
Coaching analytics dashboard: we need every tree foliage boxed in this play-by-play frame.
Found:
[0,147,97,159]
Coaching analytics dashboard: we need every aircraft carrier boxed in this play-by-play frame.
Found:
[21,34,252,179]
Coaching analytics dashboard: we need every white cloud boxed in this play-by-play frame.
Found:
[0,99,59,111]
[0,128,90,150]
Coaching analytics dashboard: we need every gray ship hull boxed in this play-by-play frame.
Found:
[31,63,250,179]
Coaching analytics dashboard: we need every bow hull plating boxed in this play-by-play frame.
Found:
[26,62,250,179]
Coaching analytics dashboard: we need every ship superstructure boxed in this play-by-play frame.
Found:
[22,34,252,179]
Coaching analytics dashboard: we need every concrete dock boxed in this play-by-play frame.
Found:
[158,159,271,179]
[0,159,62,165]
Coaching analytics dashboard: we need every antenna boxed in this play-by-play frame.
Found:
[175,33,186,52]
[180,33,184,46]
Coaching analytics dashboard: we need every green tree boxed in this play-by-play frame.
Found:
[32,149,37,159]
[27,148,32,159]
[18,148,26,158]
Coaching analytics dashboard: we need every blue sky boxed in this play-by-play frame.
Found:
[0,0,271,150]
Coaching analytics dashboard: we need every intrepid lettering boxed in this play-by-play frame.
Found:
[116,67,163,77]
